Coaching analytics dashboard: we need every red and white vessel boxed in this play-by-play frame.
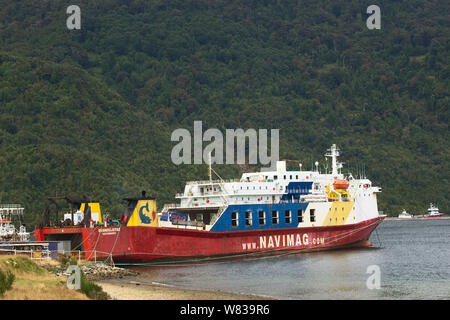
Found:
[425,203,442,218]
[35,145,385,263]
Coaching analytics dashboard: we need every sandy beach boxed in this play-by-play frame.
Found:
[95,279,274,300]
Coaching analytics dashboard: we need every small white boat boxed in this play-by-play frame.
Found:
[398,209,413,219]
[426,203,442,218]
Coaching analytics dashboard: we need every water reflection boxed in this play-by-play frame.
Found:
[129,219,450,299]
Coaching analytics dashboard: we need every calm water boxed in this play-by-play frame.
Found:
[130,219,450,299]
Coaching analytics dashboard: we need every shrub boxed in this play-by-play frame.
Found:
[0,270,15,295]
[79,272,110,300]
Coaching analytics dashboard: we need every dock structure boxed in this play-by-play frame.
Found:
[0,204,28,241]
[0,204,24,216]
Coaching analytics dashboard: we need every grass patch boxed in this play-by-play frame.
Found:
[0,255,109,300]
[0,269,15,296]
[0,255,45,276]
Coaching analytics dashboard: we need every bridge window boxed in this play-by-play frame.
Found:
[272,210,279,224]
[258,210,266,225]
[285,210,291,224]
[245,211,252,226]
[231,211,239,227]
[310,209,316,222]
[298,209,303,223]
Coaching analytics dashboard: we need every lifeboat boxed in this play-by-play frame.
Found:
[333,179,349,190]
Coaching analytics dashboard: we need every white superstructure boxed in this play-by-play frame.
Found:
[426,203,442,217]
[162,145,383,231]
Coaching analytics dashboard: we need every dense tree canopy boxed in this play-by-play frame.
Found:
[0,0,448,226]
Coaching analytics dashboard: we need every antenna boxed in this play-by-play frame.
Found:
[325,144,341,176]
[208,152,212,184]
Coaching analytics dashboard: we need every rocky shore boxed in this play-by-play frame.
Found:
[42,262,139,281]
[39,261,273,300]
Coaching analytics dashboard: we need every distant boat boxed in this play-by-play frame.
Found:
[425,203,442,218]
[398,209,413,219]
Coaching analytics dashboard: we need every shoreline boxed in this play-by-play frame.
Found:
[95,279,275,300]
[384,216,450,221]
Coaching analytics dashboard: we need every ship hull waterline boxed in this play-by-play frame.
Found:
[34,216,384,263]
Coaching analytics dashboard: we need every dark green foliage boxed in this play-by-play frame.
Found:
[0,0,448,219]
[0,270,15,295]
[60,256,78,267]
[79,272,110,300]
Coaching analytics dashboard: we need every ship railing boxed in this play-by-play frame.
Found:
[162,203,182,211]
[299,194,329,202]
[186,179,240,185]
[0,204,23,209]
[279,199,306,204]
[178,191,230,198]
[286,189,311,194]
[172,220,204,227]
[0,204,24,214]
[0,248,120,264]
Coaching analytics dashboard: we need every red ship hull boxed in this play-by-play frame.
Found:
[34,216,384,263]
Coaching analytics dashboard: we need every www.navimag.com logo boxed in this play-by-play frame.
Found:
[171,121,279,170]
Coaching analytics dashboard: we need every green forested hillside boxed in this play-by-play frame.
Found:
[0,0,448,225]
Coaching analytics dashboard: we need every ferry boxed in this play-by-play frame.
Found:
[398,209,413,219]
[426,203,442,218]
[34,145,385,263]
